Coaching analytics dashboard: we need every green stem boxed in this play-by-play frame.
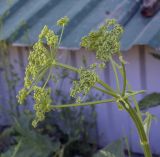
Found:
[110,57,120,93]
[122,100,152,157]
[121,58,127,97]
[97,79,116,93]
[11,139,22,157]
[58,25,65,46]
[27,65,49,94]
[94,86,118,98]
[55,62,118,97]
[43,68,52,88]
[123,90,145,99]
[54,62,118,98]
[127,84,143,123]
[124,136,132,157]
[50,46,57,61]
[113,60,143,122]
[51,99,115,108]
[54,62,78,73]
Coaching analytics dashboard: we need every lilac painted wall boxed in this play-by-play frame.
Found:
[0,45,160,154]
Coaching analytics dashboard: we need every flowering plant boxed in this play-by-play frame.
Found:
[18,17,153,157]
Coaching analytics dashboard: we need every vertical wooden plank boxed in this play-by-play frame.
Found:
[145,47,160,92]
[139,45,147,91]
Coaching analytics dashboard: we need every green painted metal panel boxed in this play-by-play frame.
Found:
[0,0,160,50]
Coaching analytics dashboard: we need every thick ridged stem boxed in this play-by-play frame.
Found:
[122,100,152,157]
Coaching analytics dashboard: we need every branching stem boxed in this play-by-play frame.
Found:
[54,62,78,73]
[51,98,115,109]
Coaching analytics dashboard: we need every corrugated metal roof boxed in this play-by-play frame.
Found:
[0,0,160,50]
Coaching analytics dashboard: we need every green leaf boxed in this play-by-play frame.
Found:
[93,139,125,157]
[1,131,60,157]
[1,112,60,157]
[138,93,160,110]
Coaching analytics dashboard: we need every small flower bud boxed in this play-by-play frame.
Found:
[57,16,69,26]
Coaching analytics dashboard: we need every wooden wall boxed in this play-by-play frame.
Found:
[0,45,160,154]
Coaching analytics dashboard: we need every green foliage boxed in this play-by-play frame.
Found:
[0,105,98,157]
[139,93,160,110]
[93,139,125,157]
[1,112,60,157]
[62,140,95,157]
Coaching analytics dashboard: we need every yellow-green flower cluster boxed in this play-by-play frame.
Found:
[57,16,69,26]
[27,42,49,78]
[17,25,59,104]
[80,19,123,62]
[17,41,50,104]
[70,67,98,102]
[32,86,53,127]
[17,88,28,104]
[17,17,72,127]
[39,25,58,47]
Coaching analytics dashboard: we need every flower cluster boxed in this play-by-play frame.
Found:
[17,41,50,104]
[32,86,53,127]
[17,24,59,104]
[70,67,98,102]
[57,16,69,26]
[17,88,28,104]
[17,17,72,127]
[39,25,58,47]
[80,19,123,62]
